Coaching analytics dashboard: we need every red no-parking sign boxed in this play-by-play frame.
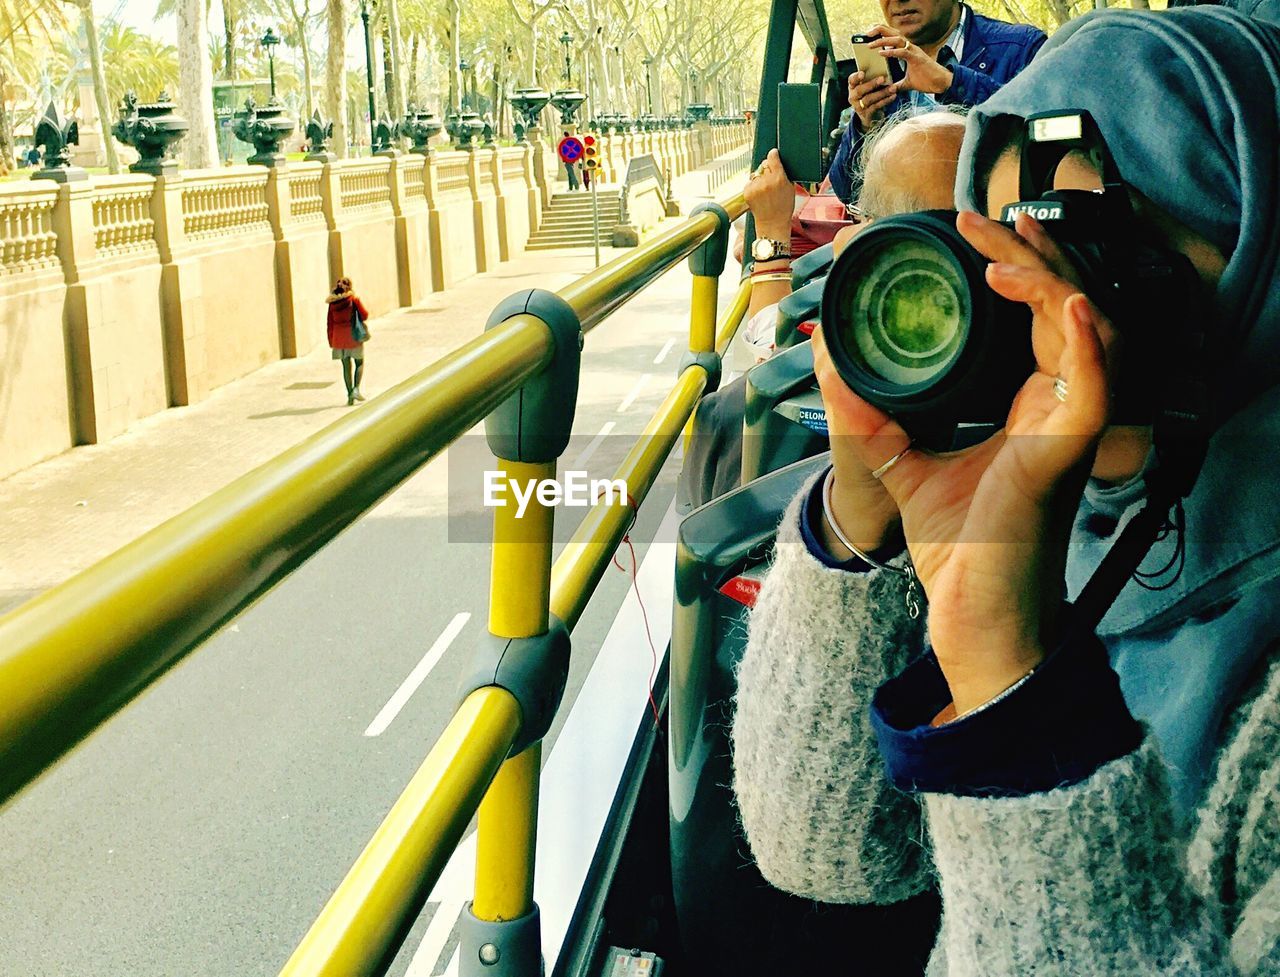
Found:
[557,136,585,164]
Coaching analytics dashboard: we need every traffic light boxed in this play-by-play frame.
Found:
[583,134,599,170]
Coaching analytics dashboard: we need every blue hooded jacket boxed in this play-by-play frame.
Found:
[829,4,1046,204]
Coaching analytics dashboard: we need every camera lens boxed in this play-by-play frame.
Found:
[820,210,1033,448]
[844,238,968,387]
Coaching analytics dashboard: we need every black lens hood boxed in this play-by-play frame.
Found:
[820,209,1034,449]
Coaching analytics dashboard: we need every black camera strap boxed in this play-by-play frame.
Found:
[1073,289,1213,634]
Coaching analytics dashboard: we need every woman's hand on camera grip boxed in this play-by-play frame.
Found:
[813,211,1116,714]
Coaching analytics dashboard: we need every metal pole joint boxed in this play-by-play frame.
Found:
[457,617,571,757]
[483,290,584,464]
[458,904,542,977]
[686,200,731,277]
[676,349,723,394]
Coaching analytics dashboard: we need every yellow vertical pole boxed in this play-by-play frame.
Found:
[473,457,556,922]
[689,274,719,354]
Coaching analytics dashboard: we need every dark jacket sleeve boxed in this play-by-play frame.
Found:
[828,119,860,205]
[937,23,1047,107]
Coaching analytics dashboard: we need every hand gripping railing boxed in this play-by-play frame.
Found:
[0,191,751,977]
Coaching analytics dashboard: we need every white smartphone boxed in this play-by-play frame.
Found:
[851,34,891,81]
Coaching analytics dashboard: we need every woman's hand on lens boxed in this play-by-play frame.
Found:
[848,70,898,131]
[831,211,1115,714]
[811,324,902,556]
[744,148,795,240]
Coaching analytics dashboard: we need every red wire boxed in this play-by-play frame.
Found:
[613,496,662,727]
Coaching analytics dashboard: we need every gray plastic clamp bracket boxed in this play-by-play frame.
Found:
[687,201,731,278]
[459,615,571,757]
[678,349,722,395]
[458,904,542,977]
[484,289,584,464]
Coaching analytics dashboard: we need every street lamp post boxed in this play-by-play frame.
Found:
[560,31,573,86]
[260,27,281,103]
[459,58,471,113]
[359,0,378,153]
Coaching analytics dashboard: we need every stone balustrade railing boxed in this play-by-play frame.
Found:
[0,184,60,276]
[287,165,326,223]
[180,168,272,240]
[91,176,158,260]
[0,121,752,481]
[338,159,394,212]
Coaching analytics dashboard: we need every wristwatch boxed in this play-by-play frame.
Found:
[751,237,791,262]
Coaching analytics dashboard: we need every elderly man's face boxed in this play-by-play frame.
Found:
[878,0,959,44]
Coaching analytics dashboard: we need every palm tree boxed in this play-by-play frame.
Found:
[325,0,348,156]
[271,0,316,119]
[176,0,217,167]
[60,0,120,173]
[0,0,66,173]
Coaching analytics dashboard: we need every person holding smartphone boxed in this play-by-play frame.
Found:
[829,0,1045,204]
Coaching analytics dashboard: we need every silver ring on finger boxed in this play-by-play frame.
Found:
[1053,375,1069,403]
[871,445,912,480]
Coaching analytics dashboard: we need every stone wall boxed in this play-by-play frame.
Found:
[0,122,752,479]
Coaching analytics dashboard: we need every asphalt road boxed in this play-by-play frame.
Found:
[0,252,742,977]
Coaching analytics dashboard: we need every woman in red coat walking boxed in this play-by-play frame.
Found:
[326,277,370,406]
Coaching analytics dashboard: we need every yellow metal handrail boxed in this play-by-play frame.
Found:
[0,183,755,977]
[0,315,552,807]
[277,687,520,977]
[283,245,756,977]
[563,194,747,331]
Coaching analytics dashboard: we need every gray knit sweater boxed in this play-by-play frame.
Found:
[731,487,1280,974]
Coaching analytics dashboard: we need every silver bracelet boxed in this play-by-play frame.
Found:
[821,469,923,620]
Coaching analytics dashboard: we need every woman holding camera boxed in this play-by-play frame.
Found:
[732,8,1280,973]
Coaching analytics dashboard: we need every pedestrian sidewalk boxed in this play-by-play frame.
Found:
[0,165,748,615]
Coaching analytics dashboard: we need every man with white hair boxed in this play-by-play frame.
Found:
[678,110,969,511]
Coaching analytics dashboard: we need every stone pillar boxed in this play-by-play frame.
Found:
[388,155,423,305]
[264,165,300,357]
[467,149,500,272]
[528,127,553,207]
[489,146,512,262]
[319,159,345,288]
[52,180,103,442]
[604,131,623,184]
[422,152,447,291]
[149,172,210,407]
[522,142,541,236]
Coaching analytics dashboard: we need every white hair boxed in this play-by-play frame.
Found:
[852,106,969,219]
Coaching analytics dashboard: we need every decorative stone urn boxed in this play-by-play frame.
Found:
[687,103,714,122]
[31,100,87,183]
[445,110,485,150]
[112,91,189,176]
[304,110,335,162]
[402,105,444,155]
[231,96,294,168]
[510,87,551,142]
[549,88,587,127]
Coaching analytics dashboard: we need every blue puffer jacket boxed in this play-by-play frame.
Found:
[829,5,1047,203]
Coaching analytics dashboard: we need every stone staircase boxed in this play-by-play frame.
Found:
[526,188,622,250]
